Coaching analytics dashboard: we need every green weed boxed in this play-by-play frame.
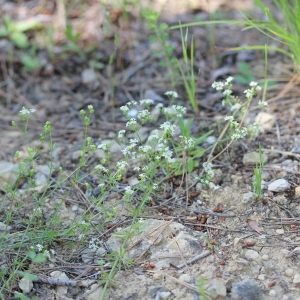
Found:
[177,25,198,115]
[0,16,41,48]
[253,145,265,198]
[143,8,179,86]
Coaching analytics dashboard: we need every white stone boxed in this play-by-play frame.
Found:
[257,274,265,280]
[94,149,105,159]
[295,186,300,197]
[206,136,217,144]
[292,247,300,254]
[128,177,139,186]
[179,274,191,283]
[0,161,20,189]
[268,179,290,192]
[245,249,260,261]
[207,279,227,298]
[18,277,33,293]
[243,192,257,203]
[293,274,300,284]
[242,152,268,166]
[255,112,275,129]
[261,254,269,261]
[160,291,171,299]
[32,172,48,193]
[82,68,98,84]
[276,229,284,234]
[86,284,104,300]
[285,268,294,277]
[269,289,277,296]
[0,222,11,231]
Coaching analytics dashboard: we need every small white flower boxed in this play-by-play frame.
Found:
[231,127,248,140]
[224,115,234,122]
[164,91,179,98]
[160,122,176,136]
[117,161,128,170]
[212,81,224,91]
[230,103,242,111]
[139,173,147,181]
[139,145,152,153]
[94,164,108,173]
[43,250,51,259]
[172,105,187,117]
[19,107,36,116]
[244,89,251,98]
[124,186,134,195]
[249,81,258,87]
[140,99,154,106]
[33,207,42,214]
[226,76,234,84]
[156,103,164,109]
[88,238,99,250]
[97,143,110,150]
[258,100,268,109]
[36,244,44,252]
[138,109,150,120]
[120,105,129,113]
[118,130,126,138]
[223,89,232,96]
[179,136,195,149]
[126,118,137,128]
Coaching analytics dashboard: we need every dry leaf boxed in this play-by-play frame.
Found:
[247,219,265,234]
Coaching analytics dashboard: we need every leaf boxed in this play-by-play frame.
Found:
[14,19,42,32]
[247,219,265,234]
[0,26,8,37]
[187,158,195,173]
[21,54,42,71]
[21,272,37,281]
[10,32,29,48]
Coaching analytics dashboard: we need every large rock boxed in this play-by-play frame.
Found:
[0,161,21,190]
[107,219,203,269]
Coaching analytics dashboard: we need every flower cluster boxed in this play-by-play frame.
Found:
[164,91,179,98]
[163,105,187,118]
[200,162,214,185]
[179,136,195,149]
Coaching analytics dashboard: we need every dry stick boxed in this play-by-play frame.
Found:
[177,251,212,269]
[14,270,79,286]
[175,241,190,272]
[268,74,299,106]
[70,179,91,205]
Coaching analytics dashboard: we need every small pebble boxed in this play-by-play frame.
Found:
[232,279,263,300]
[268,179,290,192]
[160,292,171,299]
[293,274,300,284]
[276,229,284,234]
[179,274,191,283]
[269,290,277,296]
[295,186,300,197]
[245,250,260,261]
[285,268,294,277]
[257,274,265,280]
[292,247,300,254]
[261,254,269,261]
